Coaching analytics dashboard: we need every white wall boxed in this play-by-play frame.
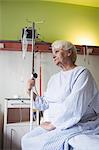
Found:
[76,54,99,87]
[0,50,99,149]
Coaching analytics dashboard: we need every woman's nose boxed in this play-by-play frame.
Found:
[53,55,56,59]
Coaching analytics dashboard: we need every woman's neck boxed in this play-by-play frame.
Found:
[60,63,77,71]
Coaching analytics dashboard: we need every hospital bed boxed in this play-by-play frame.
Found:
[68,134,99,150]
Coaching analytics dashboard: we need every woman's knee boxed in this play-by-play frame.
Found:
[21,133,28,147]
[21,127,48,149]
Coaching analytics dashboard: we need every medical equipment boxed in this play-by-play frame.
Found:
[21,20,44,130]
[21,22,38,130]
[29,22,38,131]
[22,27,28,59]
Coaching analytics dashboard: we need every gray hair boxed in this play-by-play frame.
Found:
[51,40,77,63]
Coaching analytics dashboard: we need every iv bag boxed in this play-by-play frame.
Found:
[22,28,28,59]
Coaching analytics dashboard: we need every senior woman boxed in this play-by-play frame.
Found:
[21,40,99,150]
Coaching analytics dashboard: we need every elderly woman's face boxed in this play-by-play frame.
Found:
[52,48,70,66]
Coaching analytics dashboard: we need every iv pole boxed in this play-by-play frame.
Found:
[30,22,38,131]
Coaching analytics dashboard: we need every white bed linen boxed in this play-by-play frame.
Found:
[68,134,99,150]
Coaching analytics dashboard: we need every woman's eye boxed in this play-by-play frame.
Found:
[55,50,59,53]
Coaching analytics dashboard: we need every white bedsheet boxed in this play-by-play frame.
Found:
[68,134,99,150]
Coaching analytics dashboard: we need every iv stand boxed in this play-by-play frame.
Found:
[30,22,38,131]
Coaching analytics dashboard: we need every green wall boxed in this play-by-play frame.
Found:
[0,1,99,45]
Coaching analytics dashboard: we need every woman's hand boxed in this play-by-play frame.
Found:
[27,79,35,95]
[40,121,56,131]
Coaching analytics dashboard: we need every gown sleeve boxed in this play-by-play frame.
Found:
[34,96,49,111]
[52,69,98,129]
[33,75,54,111]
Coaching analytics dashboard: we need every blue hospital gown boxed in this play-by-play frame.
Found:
[22,66,99,150]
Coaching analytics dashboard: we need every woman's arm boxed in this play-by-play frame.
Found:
[27,79,49,111]
[52,69,98,129]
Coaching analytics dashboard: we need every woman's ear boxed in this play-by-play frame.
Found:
[67,49,72,56]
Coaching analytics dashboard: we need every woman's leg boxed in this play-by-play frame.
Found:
[21,126,48,150]
[22,127,78,150]
[21,127,66,150]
